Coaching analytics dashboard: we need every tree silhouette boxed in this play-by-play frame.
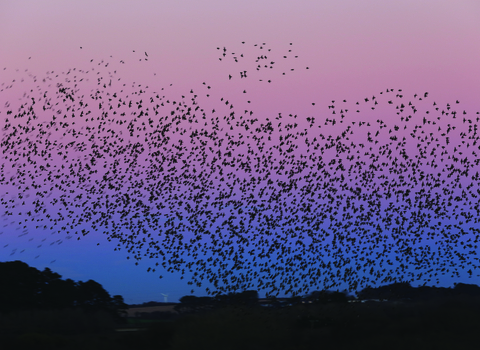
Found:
[0,261,44,312]
[0,260,126,320]
[356,282,480,302]
[305,290,349,304]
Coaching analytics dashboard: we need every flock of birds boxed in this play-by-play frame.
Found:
[1,41,480,297]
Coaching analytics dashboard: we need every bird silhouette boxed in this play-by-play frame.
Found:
[0,42,479,299]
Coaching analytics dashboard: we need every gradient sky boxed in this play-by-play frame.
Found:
[1,0,480,304]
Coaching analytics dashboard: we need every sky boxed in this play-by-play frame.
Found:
[1,0,480,304]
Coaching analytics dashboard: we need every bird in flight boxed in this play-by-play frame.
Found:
[0,41,478,299]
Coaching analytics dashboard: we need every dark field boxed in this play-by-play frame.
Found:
[2,296,480,350]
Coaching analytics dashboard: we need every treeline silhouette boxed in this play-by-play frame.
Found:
[175,290,259,313]
[0,260,127,313]
[3,260,480,350]
[172,289,352,315]
[0,261,136,349]
[170,281,480,315]
[356,281,480,301]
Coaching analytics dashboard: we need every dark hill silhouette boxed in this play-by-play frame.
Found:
[0,260,127,316]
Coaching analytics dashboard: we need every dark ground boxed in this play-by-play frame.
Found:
[1,296,480,350]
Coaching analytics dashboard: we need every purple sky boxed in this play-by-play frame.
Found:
[1,0,480,304]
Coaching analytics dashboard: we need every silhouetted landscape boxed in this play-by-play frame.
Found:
[2,260,480,349]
